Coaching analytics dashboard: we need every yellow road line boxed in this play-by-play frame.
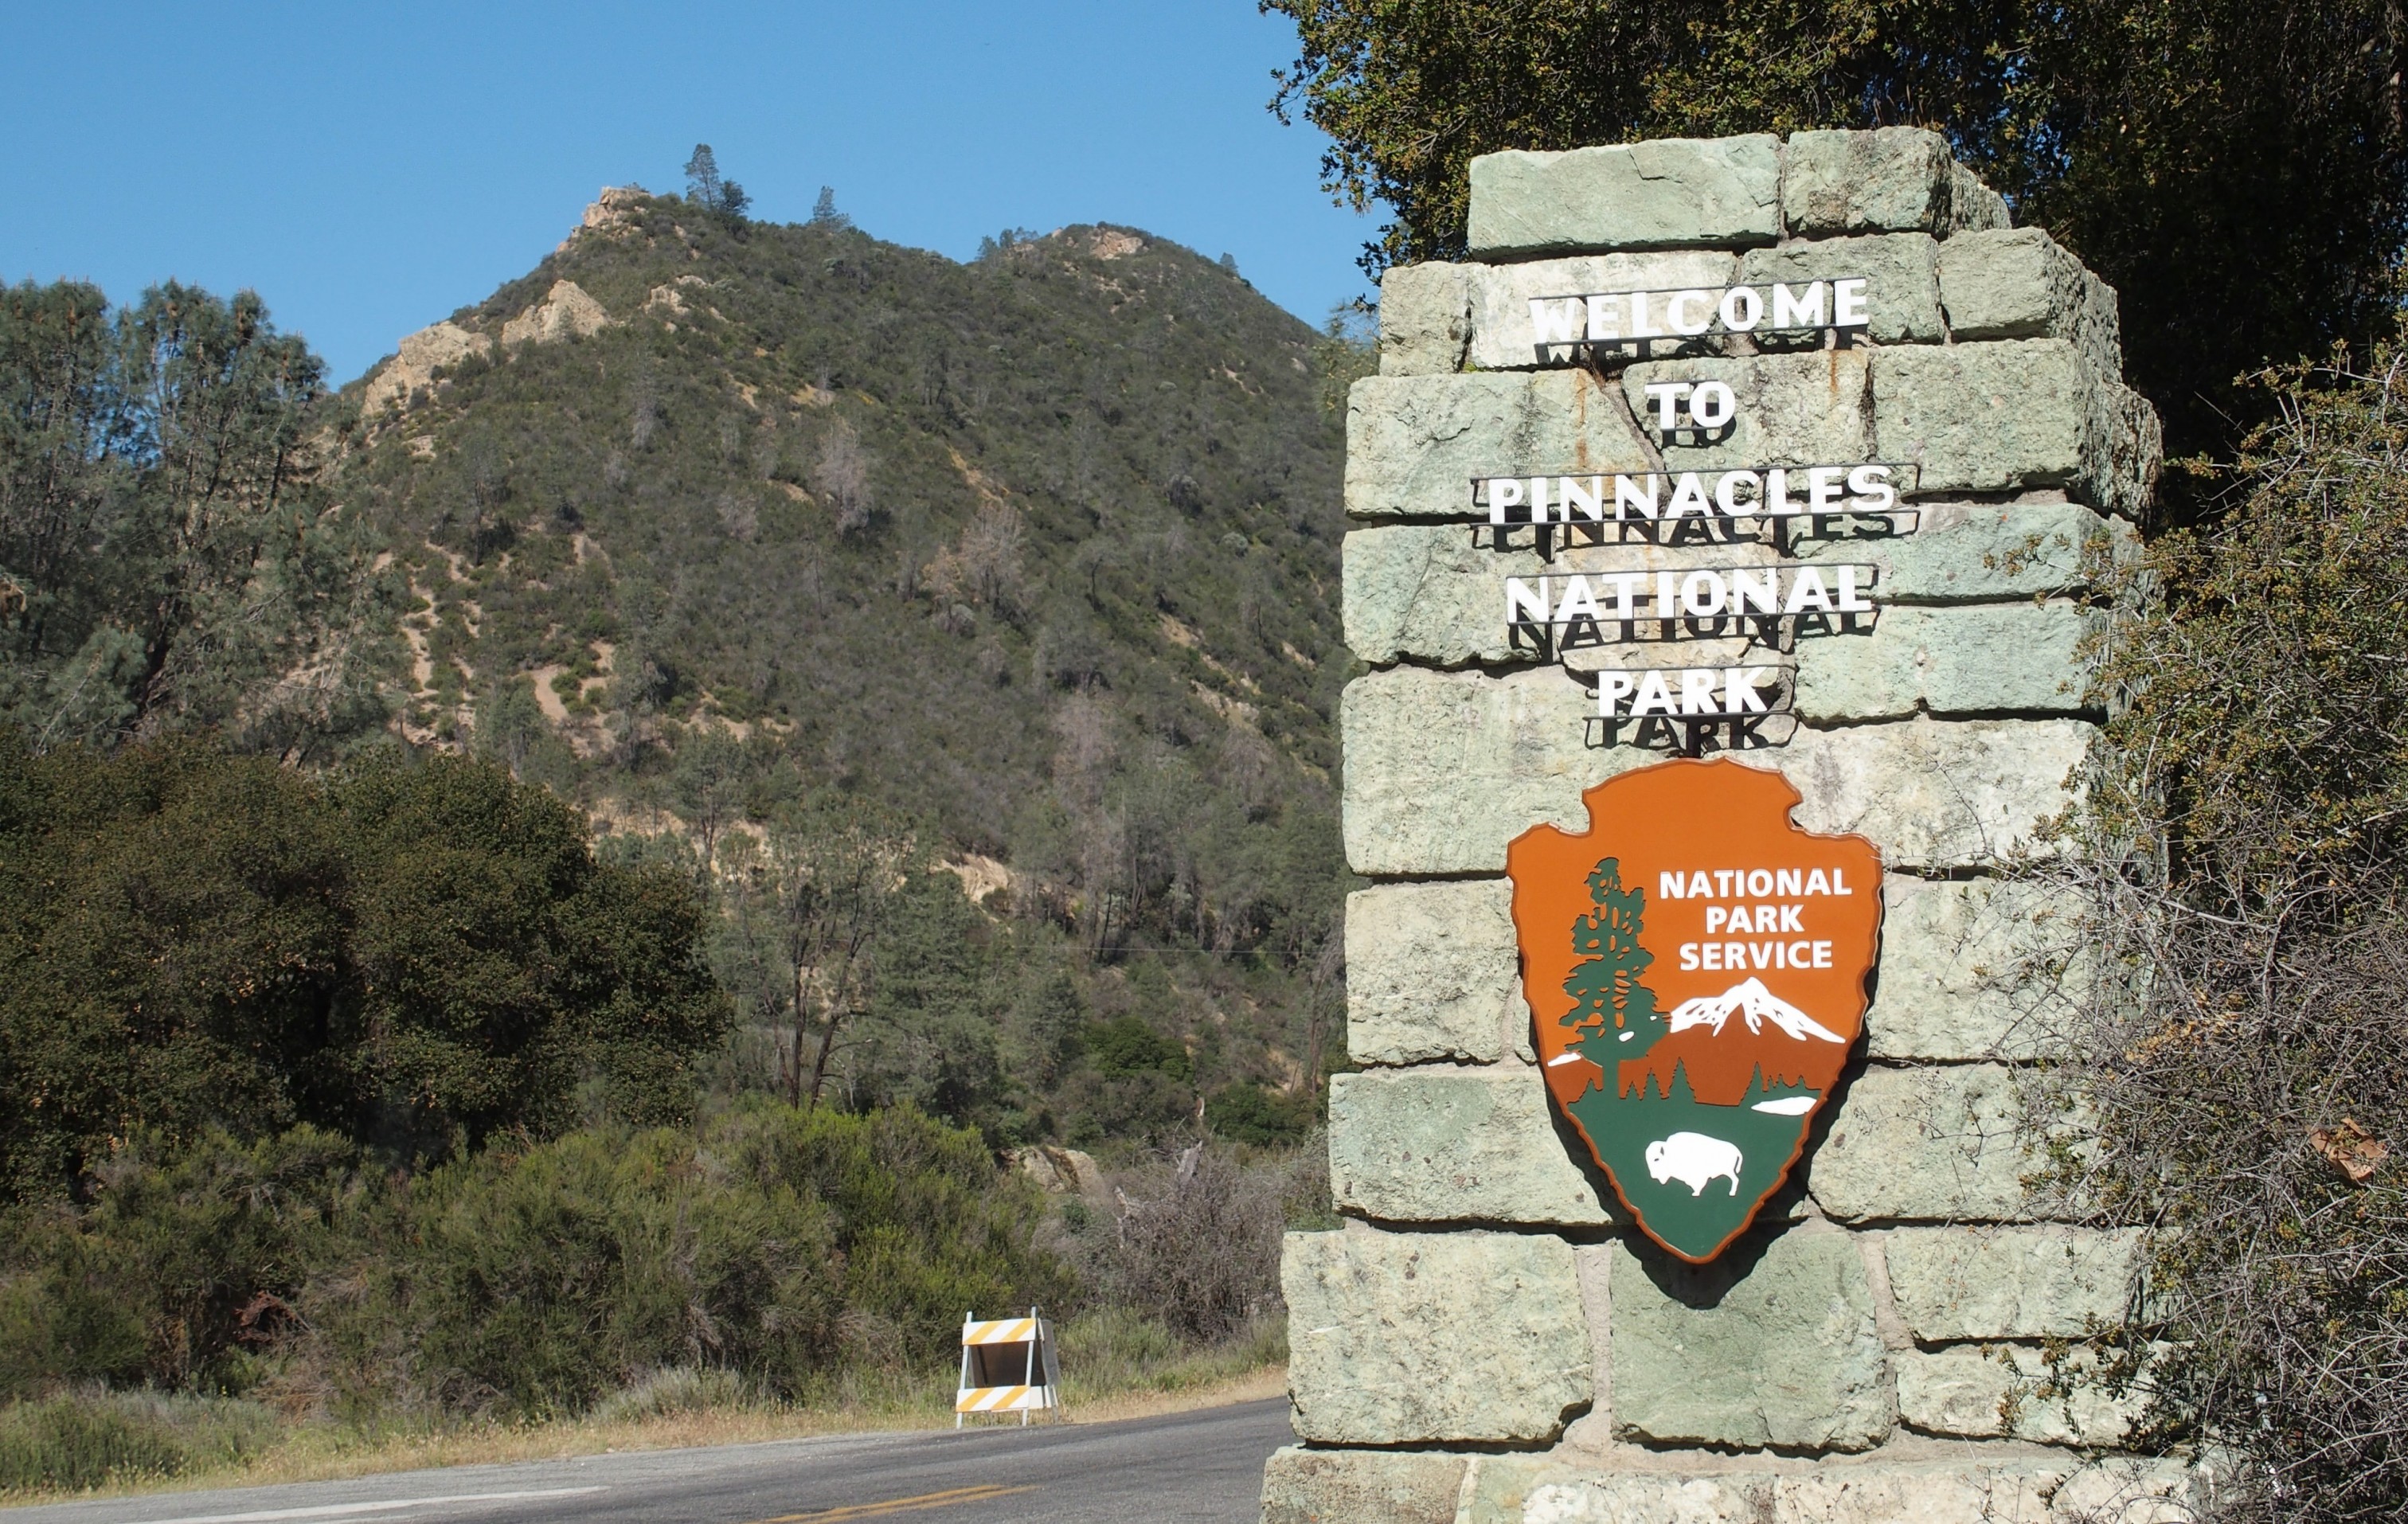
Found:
[744,1483,1038,1523]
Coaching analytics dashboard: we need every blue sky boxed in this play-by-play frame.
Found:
[3,1,1377,385]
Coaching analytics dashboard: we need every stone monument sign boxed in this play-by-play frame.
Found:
[1261,129,2204,1523]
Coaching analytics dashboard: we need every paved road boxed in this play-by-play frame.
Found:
[1,1399,1290,1524]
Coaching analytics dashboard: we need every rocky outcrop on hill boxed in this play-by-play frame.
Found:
[360,280,614,421]
[359,320,491,417]
[557,185,650,253]
[499,279,615,347]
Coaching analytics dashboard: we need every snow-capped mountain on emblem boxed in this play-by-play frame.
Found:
[1666,977,1847,1044]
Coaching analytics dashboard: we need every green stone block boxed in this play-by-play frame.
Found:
[1610,1227,1894,1451]
[1284,1226,1592,1444]
[1328,1067,1612,1226]
[1468,138,1781,256]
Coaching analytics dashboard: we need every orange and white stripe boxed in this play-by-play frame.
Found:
[954,1384,1055,1413]
[960,1317,1039,1346]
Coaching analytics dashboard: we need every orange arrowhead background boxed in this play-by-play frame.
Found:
[1507,758,1884,1261]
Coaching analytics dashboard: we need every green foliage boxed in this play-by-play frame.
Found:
[1203,1082,1316,1147]
[0,1104,1071,1423]
[0,1392,276,1494]
[311,1102,1066,1417]
[0,1128,352,1395]
[338,193,1354,942]
[331,748,731,1146]
[1263,0,2408,462]
[0,731,731,1194]
[2058,350,2408,1522]
[847,870,1005,1122]
[1085,1015,1192,1081]
[682,144,751,225]
[711,790,916,1109]
[2094,361,2408,885]
[0,279,390,752]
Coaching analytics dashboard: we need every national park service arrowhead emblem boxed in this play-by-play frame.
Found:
[1508,759,1882,1262]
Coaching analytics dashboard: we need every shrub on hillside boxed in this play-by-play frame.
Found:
[0,1128,351,1397]
[1074,1141,1326,1344]
[1203,1082,1315,1147]
[2050,350,2408,1522]
[0,1391,276,1494]
[308,1102,1069,1417]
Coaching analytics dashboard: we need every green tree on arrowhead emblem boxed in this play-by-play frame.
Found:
[1562,858,1663,1069]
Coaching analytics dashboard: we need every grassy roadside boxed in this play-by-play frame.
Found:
[0,1321,1286,1508]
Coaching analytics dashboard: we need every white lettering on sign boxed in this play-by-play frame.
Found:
[1680,939,1835,971]
[1657,868,1856,898]
[1593,666,1784,720]
[1482,268,1914,754]
[1642,381,1737,431]
[1477,466,1900,524]
[1507,565,1877,627]
[1771,281,1825,328]
[1526,277,1871,356]
[1656,862,1851,976]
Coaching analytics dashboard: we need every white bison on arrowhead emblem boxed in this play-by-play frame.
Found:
[1646,1131,1744,1196]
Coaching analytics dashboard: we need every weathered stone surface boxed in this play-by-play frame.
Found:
[1871,340,2099,498]
[1779,1459,2192,1524]
[1626,351,1870,472]
[1882,1225,2146,1340]
[1558,635,1773,679]
[362,319,493,415]
[1329,1067,1612,1225]
[1736,234,1944,346]
[1259,1445,1468,1524]
[1611,1227,1895,1452]
[1811,1063,2042,1222]
[1462,1454,2201,1524]
[1468,138,1782,256]
[1504,1468,1777,1524]
[1012,1145,1100,1194]
[1341,666,2092,876]
[1464,250,1741,370]
[1346,372,1652,520]
[1897,1342,2147,1447]
[1782,128,2011,236]
[1792,497,2129,603]
[2044,1460,2206,1523]
[1872,342,2160,518]
[499,279,614,348]
[2104,379,2164,521]
[1378,262,1472,377]
[1284,1225,1592,1444]
[1342,524,1781,668]
[1343,523,1518,668]
[1936,228,2122,375]
[1948,162,2014,235]
[1346,880,1519,1065]
[1792,601,2091,721]
[1867,877,2083,1061]
[1343,514,2125,675]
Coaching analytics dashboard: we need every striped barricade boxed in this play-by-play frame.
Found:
[955,1308,1063,1427]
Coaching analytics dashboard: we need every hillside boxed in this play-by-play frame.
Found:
[326,190,1360,1143]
